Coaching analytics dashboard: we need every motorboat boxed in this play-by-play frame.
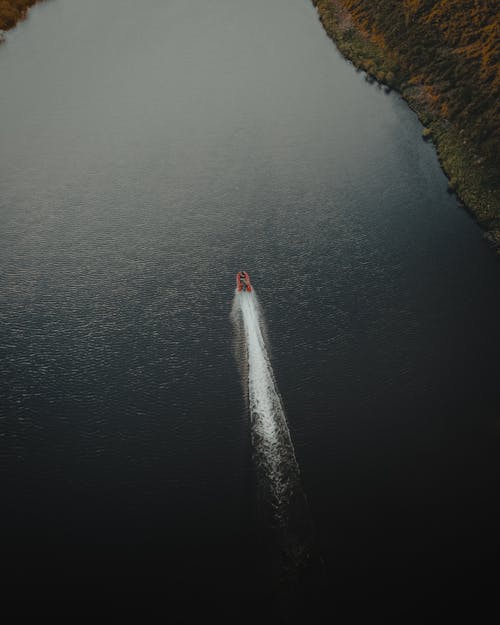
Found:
[236,271,252,292]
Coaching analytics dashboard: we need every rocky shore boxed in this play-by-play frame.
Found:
[312,0,500,255]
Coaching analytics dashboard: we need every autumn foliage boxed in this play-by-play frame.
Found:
[0,0,40,31]
[333,0,499,164]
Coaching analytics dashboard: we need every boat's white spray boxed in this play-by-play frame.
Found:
[232,284,325,595]
[232,288,302,524]
[231,289,323,594]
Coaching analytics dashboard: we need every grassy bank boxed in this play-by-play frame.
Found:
[0,0,41,35]
[312,0,500,254]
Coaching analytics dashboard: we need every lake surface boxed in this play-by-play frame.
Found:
[1,0,499,618]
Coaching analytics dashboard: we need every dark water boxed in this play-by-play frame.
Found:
[1,0,499,618]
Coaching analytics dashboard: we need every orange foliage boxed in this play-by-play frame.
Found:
[335,0,499,161]
[0,0,40,31]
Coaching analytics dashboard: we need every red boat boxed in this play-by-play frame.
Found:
[236,271,252,292]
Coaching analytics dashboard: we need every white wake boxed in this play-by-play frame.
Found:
[232,289,300,518]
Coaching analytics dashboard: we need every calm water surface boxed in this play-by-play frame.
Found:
[1,0,499,618]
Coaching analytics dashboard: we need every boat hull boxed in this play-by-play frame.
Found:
[236,271,252,292]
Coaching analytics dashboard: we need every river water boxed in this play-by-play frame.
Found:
[1,0,499,619]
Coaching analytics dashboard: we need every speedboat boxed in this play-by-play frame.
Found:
[236,271,252,292]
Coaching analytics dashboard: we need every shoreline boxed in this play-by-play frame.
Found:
[312,0,500,255]
[0,1,42,39]
[2,1,498,254]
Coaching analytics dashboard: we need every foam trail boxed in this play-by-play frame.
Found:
[232,286,327,602]
[232,289,301,521]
